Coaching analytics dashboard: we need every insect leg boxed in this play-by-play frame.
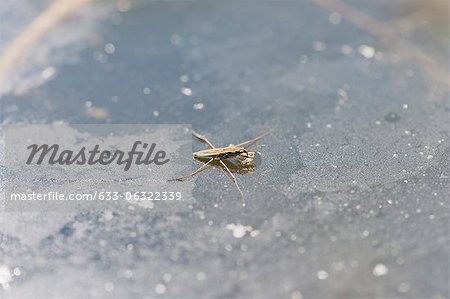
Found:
[219,160,246,207]
[192,131,215,149]
[235,129,272,147]
[168,158,214,181]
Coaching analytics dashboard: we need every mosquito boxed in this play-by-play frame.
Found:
[168,129,271,206]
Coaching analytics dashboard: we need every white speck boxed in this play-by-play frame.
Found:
[13,268,21,276]
[291,290,303,299]
[250,230,260,237]
[105,282,114,292]
[333,261,346,271]
[0,265,12,289]
[306,122,312,128]
[315,143,320,147]
[404,130,411,135]
[358,44,375,58]
[317,270,328,280]
[170,34,184,47]
[196,272,206,281]
[124,269,133,278]
[143,87,151,95]
[328,12,342,24]
[226,224,252,238]
[362,230,370,237]
[300,55,308,64]
[397,282,410,293]
[373,263,389,276]
[104,43,115,54]
[181,87,193,96]
[163,273,172,282]
[427,155,433,160]
[180,75,189,83]
[42,66,56,79]
[193,103,205,110]
[326,124,332,128]
[402,104,408,109]
[155,283,166,294]
[104,211,114,221]
[313,41,326,51]
[153,110,159,117]
[84,103,110,120]
[341,44,353,55]
[338,88,348,101]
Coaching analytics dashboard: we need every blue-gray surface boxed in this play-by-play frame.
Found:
[0,1,449,298]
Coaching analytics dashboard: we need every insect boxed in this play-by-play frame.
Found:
[168,130,271,206]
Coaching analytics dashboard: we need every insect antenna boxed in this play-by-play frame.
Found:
[192,130,215,149]
[235,128,272,147]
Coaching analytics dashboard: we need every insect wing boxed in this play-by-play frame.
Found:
[194,146,244,158]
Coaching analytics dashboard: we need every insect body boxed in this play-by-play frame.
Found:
[169,130,271,206]
[193,147,248,159]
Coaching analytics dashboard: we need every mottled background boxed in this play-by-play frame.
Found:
[0,0,448,298]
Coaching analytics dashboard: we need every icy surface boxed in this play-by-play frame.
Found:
[0,1,449,298]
